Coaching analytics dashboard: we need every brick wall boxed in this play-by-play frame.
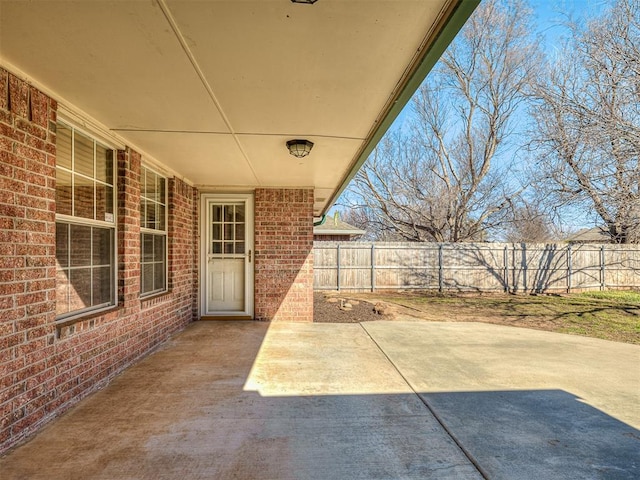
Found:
[254,188,314,322]
[0,67,197,453]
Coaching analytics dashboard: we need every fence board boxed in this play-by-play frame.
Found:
[313,242,640,293]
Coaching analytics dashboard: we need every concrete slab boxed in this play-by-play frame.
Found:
[362,321,640,480]
[0,322,482,480]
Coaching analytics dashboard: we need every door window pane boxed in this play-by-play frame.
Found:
[235,224,245,241]
[224,224,234,240]
[235,205,245,223]
[213,205,222,222]
[212,224,222,241]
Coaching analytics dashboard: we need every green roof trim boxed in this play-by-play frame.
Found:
[323,0,480,215]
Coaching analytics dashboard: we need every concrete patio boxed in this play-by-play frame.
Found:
[1,321,638,479]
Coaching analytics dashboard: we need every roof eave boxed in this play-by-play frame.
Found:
[321,0,480,216]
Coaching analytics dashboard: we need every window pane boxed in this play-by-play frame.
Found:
[74,132,94,178]
[212,242,222,254]
[142,264,154,294]
[69,268,91,311]
[235,242,245,254]
[224,205,234,223]
[153,235,165,262]
[56,223,69,268]
[73,175,94,219]
[146,171,158,202]
[146,202,157,230]
[92,266,112,305]
[212,223,222,241]
[224,242,234,254]
[235,224,245,242]
[212,205,222,222]
[95,144,113,185]
[93,228,111,266]
[56,169,72,216]
[154,263,165,292]
[56,124,72,170]
[95,184,113,222]
[158,204,166,231]
[140,199,146,229]
[224,224,234,240]
[70,224,92,267]
[56,269,70,315]
[235,205,245,223]
[158,177,166,205]
[142,234,154,262]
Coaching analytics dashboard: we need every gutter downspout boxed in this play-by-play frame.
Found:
[313,215,327,227]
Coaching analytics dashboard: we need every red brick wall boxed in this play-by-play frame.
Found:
[314,234,353,242]
[0,69,57,453]
[254,188,314,322]
[0,67,197,453]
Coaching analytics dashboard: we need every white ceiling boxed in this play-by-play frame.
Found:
[0,0,468,215]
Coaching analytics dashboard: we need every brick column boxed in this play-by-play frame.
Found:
[254,188,314,321]
[0,68,57,448]
[117,148,141,314]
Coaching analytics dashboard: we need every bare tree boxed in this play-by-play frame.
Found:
[502,203,557,243]
[345,0,539,242]
[530,0,640,243]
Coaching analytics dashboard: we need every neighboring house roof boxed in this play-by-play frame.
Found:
[0,0,478,217]
[565,227,612,243]
[314,217,365,237]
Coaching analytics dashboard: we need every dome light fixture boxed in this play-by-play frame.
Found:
[286,139,314,158]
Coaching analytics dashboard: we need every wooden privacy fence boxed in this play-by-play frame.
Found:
[314,242,640,293]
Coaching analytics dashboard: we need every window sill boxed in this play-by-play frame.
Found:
[55,305,121,339]
[140,290,172,308]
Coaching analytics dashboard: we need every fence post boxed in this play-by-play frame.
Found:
[522,243,528,293]
[600,245,605,291]
[369,244,375,292]
[503,245,509,293]
[438,244,444,292]
[336,244,341,291]
[567,244,572,293]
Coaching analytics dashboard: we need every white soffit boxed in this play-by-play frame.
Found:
[0,0,461,214]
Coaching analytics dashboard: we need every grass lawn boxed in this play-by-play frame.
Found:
[370,290,640,345]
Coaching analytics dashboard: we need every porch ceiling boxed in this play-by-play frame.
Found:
[0,0,475,216]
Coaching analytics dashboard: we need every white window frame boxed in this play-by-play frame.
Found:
[140,165,168,298]
[55,121,117,321]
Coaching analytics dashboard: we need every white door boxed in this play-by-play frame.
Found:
[202,194,253,317]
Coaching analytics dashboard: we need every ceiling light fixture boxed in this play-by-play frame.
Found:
[286,139,314,158]
[291,0,318,4]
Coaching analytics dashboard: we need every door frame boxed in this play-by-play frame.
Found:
[200,193,254,319]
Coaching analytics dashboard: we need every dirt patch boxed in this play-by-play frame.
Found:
[313,292,390,323]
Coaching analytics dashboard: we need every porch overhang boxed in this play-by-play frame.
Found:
[0,0,478,216]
